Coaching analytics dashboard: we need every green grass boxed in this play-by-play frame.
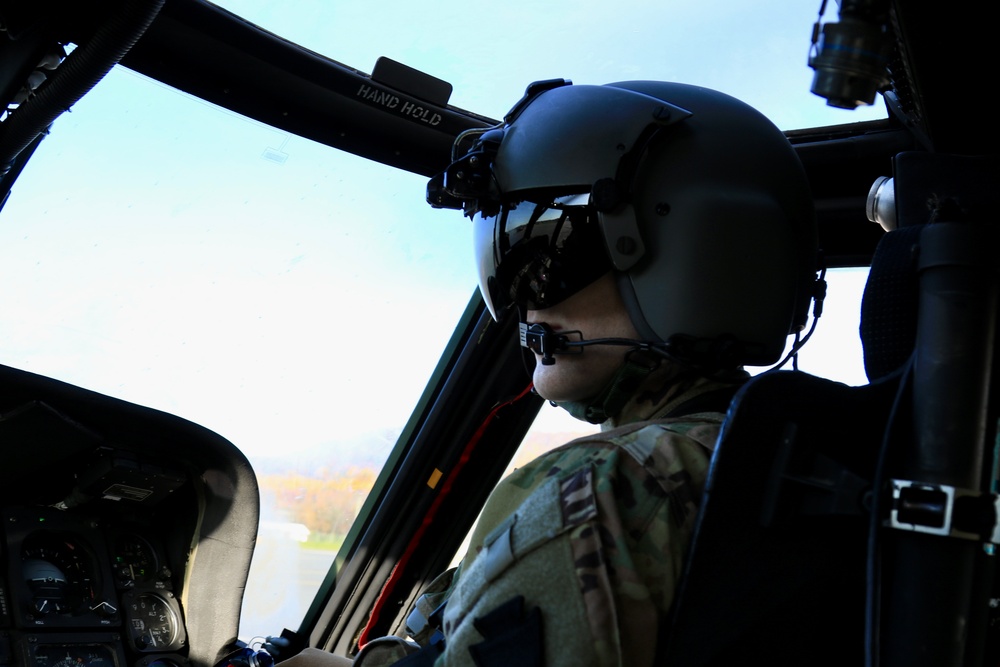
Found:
[301,534,345,552]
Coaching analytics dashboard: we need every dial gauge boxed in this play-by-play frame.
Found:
[29,643,118,667]
[113,534,158,587]
[21,534,97,617]
[127,592,182,652]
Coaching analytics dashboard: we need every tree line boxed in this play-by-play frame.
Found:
[258,466,378,541]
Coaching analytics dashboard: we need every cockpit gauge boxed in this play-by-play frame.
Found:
[28,642,119,667]
[124,591,186,653]
[112,534,158,588]
[21,534,97,617]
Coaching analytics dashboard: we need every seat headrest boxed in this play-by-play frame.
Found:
[859,225,921,382]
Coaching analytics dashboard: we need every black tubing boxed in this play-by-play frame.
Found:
[0,0,165,173]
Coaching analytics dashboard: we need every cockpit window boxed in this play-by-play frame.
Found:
[0,65,476,638]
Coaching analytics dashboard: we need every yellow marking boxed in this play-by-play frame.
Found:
[427,468,444,489]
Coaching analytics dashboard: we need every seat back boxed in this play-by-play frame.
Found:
[659,368,898,665]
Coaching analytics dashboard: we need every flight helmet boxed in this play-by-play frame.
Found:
[428,79,818,368]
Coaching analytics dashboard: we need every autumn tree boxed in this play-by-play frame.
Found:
[258,467,378,540]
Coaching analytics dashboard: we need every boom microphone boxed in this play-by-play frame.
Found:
[519,322,667,365]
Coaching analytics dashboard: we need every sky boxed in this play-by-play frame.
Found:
[0,0,884,466]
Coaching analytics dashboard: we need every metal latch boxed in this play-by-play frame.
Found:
[889,479,1000,543]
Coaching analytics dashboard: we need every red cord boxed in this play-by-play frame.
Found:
[357,382,534,648]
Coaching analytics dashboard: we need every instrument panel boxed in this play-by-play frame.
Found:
[0,382,259,667]
[1,447,192,667]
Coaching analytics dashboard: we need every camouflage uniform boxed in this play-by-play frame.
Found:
[429,362,745,667]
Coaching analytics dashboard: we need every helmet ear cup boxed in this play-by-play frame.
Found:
[607,81,817,367]
[626,187,800,365]
[596,203,646,271]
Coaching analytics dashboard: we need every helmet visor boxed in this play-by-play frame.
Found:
[474,194,612,319]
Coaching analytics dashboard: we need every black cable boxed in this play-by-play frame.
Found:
[0,0,165,173]
[771,269,828,372]
[864,354,914,667]
[771,313,820,372]
[525,322,677,365]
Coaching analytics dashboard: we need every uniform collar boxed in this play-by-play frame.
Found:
[605,361,748,429]
[553,354,748,427]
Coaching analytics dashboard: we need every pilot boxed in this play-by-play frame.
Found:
[284,79,818,666]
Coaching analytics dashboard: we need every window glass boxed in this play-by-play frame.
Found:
[0,67,474,640]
